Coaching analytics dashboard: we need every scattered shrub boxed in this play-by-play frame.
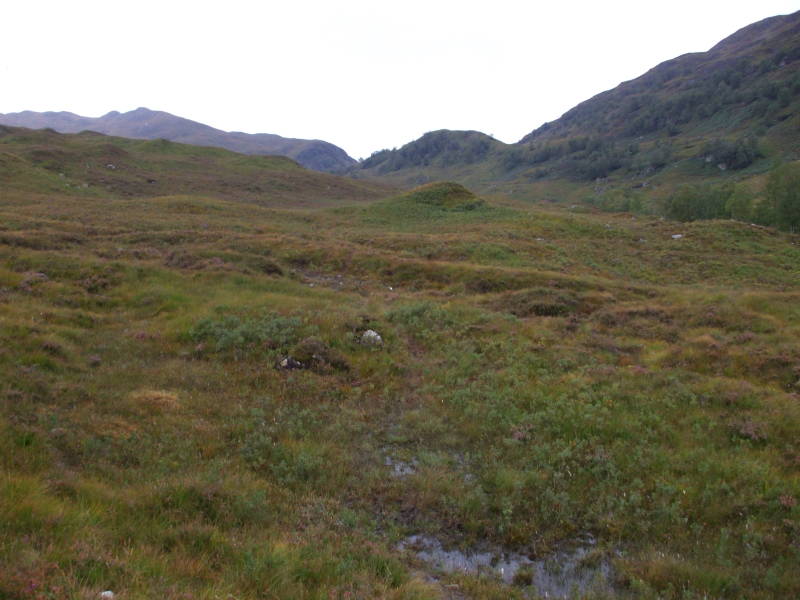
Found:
[386,301,456,338]
[189,312,303,357]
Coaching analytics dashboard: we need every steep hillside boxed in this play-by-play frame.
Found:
[0,125,391,207]
[356,11,800,192]
[0,108,357,173]
[522,11,800,145]
[514,11,800,180]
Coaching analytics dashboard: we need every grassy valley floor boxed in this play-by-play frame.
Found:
[1,182,799,599]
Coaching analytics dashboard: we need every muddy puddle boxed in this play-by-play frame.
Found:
[383,454,418,477]
[382,447,476,482]
[398,533,618,598]
[293,269,367,293]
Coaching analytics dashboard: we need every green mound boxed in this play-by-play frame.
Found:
[398,182,485,210]
[357,181,504,229]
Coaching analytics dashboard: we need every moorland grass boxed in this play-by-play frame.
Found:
[1,157,799,599]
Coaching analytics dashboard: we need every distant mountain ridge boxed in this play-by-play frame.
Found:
[356,11,800,190]
[0,108,357,173]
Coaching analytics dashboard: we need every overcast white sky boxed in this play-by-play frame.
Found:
[2,1,798,159]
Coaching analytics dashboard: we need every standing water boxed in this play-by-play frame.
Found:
[398,533,619,598]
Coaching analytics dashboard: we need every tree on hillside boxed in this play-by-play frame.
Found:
[665,183,732,221]
[701,136,761,170]
[766,163,800,232]
[725,187,755,222]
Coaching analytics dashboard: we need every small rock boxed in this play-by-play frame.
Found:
[290,337,349,371]
[361,329,383,346]
[278,357,304,370]
[671,234,683,240]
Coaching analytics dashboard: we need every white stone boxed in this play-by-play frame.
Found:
[671,234,683,239]
[361,329,383,346]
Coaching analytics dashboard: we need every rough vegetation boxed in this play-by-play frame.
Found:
[1,122,799,599]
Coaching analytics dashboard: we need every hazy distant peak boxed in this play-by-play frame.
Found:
[0,108,356,173]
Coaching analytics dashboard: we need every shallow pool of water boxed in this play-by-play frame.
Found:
[398,533,618,598]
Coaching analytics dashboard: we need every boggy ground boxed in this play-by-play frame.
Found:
[1,183,799,599]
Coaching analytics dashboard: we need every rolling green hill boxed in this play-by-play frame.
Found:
[0,125,391,208]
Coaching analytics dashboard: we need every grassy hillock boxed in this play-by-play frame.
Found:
[395,182,481,208]
[1,128,799,599]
